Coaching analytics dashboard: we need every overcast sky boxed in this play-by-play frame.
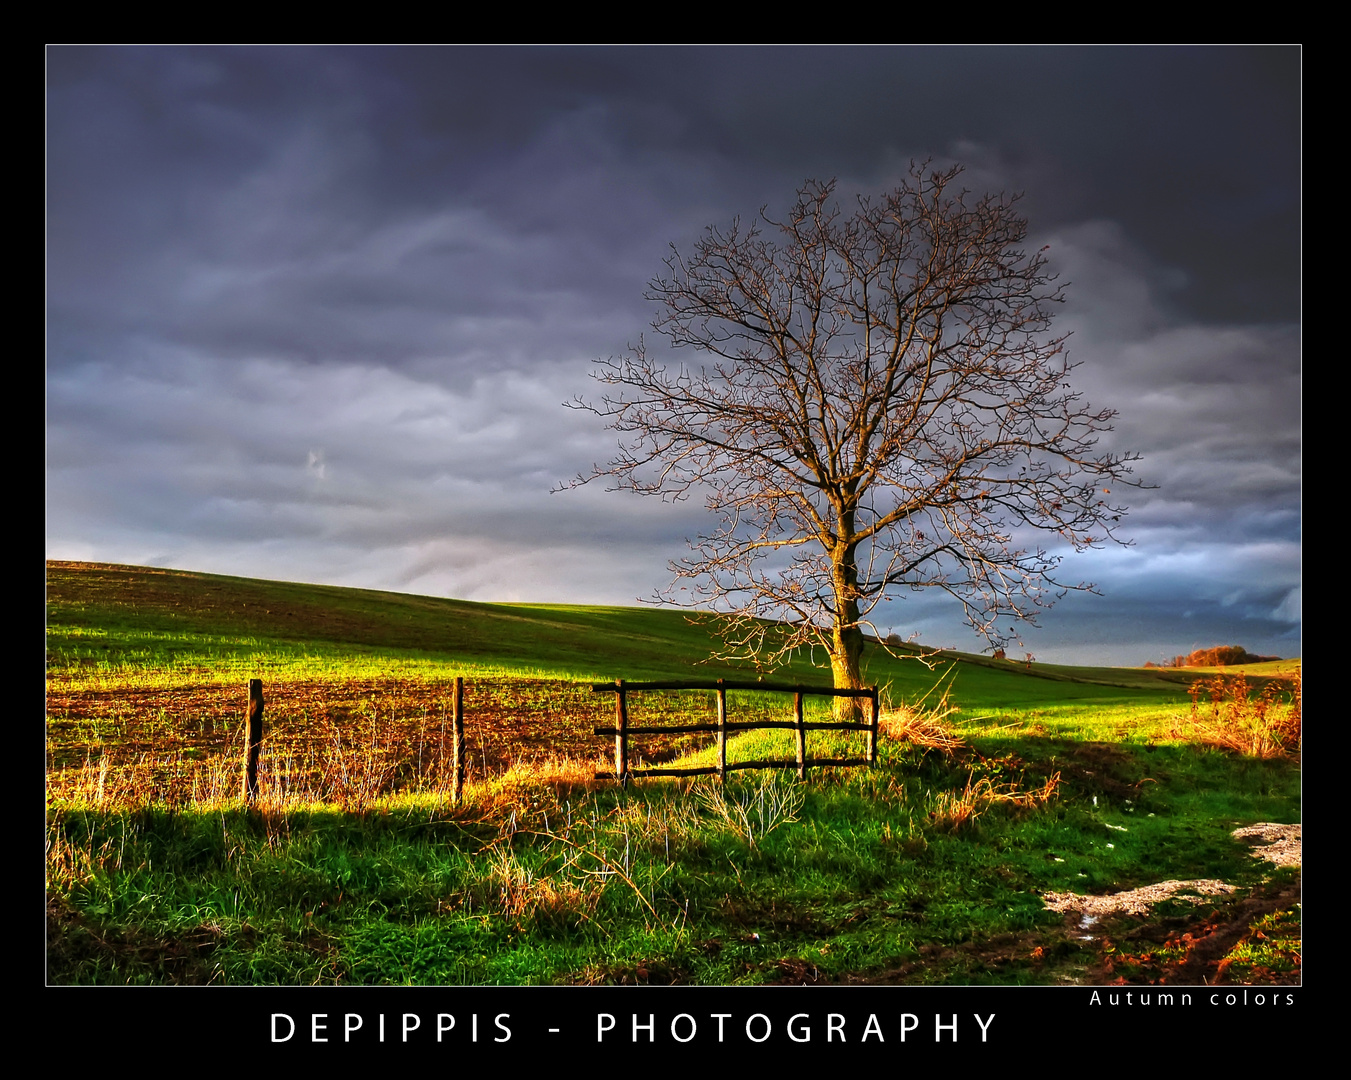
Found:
[46,46,1300,666]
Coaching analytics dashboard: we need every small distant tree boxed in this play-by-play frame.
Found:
[1180,645,1278,668]
[570,163,1140,702]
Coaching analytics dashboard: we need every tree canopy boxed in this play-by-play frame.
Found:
[571,163,1140,692]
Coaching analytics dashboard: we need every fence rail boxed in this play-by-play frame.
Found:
[591,678,879,784]
[236,675,878,801]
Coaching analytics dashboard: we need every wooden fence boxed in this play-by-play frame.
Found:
[239,677,468,805]
[239,676,878,801]
[592,678,880,785]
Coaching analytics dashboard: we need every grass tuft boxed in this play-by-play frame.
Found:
[1187,671,1301,759]
[692,772,806,848]
[879,682,966,755]
[927,769,1061,832]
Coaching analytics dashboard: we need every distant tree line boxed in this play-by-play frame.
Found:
[1143,645,1281,669]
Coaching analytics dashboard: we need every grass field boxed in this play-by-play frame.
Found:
[45,561,1300,986]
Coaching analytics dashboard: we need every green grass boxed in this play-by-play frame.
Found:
[46,561,1200,699]
[46,561,1300,986]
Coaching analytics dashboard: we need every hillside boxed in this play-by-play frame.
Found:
[45,561,1210,708]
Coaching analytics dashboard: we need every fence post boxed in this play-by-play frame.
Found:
[615,678,629,787]
[452,675,465,805]
[868,687,879,765]
[716,679,727,785]
[795,690,806,781]
[243,678,263,803]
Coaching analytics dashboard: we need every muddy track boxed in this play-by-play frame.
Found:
[827,826,1302,986]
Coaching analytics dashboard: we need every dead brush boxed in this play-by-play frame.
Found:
[472,846,606,927]
[928,769,1061,832]
[46,750,201,810]
[1187,672,1300,759]
[693,772,805,848]
[879,683,966,756]
[309,717,401,812]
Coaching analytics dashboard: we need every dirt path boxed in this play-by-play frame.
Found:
[834,824,1300,986]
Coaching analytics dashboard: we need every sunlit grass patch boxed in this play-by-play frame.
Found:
[692,772,806,848]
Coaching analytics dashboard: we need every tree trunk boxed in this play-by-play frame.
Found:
[830,623,866,721]
[830,533,866,720]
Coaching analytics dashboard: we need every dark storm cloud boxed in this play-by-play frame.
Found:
[47,46,1299,663]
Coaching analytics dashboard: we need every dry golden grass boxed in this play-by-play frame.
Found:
[473,846,606,926]
[928,769,1061,832]
[46,750,231,810]
[692,772,805,848]
[1187,671,1301,759]
[878,685,966,755]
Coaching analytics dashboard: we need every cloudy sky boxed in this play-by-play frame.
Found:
[46,46,1300,666]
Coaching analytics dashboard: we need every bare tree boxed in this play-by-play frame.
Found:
[569,163,1141,700]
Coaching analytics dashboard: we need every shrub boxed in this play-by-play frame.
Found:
[1186,645,1280,667]
[1187,672,1300,758]
[1145,646,1283,667]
